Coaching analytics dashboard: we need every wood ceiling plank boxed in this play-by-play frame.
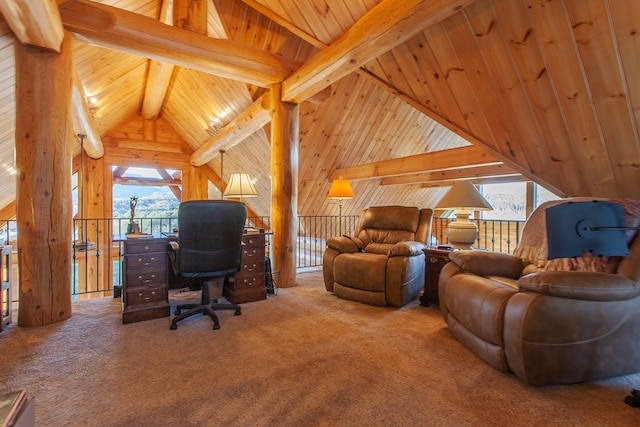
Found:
[442,9,532,172]
[566,0,640,198]
[463,1,558,186]
[527,0,617,196]
[492,0,583,195]
[421,22,498,152]
[282,0,475,103]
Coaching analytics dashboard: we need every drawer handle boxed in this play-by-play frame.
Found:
[429,257,440,263]
[245,263,257,272]
[244,249,257,257]
[243,278,257,286]
[138,274,155,283]
[144,245,150,251]
[138,290,156,300]
[137,257,155,266]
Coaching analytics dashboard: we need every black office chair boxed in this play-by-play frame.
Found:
[169,200,246,330]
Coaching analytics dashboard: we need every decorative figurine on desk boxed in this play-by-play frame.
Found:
[126,196,140,235]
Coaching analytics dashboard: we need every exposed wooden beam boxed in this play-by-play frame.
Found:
[0,0,63,52]
[72,70,104,158]
[190,93,271,166]
[420,175,528,188]
[104,146,191,170]
[0,200,16,223]
[281,0,475,103]
[59,0,298,87]
[381,164,520,185]
[330,146,500,181]
[141,0,174,120]
[156,168,182,201]
[112,176,182,187]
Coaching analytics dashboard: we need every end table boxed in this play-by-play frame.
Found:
[420,248,451,307]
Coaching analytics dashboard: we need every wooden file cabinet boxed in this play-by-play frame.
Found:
[224,233,267,304]
[420,248,451,307]
[1,245,12,331]
[122,238,170,324]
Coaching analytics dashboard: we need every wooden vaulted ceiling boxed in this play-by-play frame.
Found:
[0,0,638,220]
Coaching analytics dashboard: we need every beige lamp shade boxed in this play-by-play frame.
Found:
[223,173,258,198]
[436,181,493,211]
[328,178,354,199]
[436,181,493,250]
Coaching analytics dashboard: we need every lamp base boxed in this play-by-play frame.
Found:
[447,211,478,250]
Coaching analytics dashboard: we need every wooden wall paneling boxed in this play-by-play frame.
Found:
[443,11,532,172]
[80,155,110,294]
[566,0,640,198]
[610,0,640,138]
[463,1,559,188]
[402,33,463,122]
[527,0,616,197]
[379,46,423,103]
[422,22,499,154]
[492,0,583,196]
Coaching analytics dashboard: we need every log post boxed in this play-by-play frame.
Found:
[269,83,299,288]
[15,32,74,326]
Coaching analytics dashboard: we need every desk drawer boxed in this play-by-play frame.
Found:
[125,240,167,254]
[237,259,265,277]
[125,285,167,306]
[125,253,166,272]
[126,270,166,288]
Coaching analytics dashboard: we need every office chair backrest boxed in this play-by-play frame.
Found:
[177,200,247,278]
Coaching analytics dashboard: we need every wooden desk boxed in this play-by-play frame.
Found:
[420,248,451,307]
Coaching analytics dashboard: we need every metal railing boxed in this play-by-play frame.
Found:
[1,215,525,301]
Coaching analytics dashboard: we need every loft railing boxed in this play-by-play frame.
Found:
[1,215,525,301]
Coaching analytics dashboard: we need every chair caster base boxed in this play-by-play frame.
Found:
[235,309,241,316]
[170,323,178,330]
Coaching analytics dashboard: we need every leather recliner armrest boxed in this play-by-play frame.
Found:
[449,250,523,279]
[326,236,363,254]
[388,241,425,257]
[518,271,640,301]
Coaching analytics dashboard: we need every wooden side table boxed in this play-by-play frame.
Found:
[420,248,451,307]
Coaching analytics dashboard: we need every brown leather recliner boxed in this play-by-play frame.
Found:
[439,198,640,386]
[323,206,433,307]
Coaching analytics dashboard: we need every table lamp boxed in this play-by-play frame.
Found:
[328,177,354,235]
[436,181,493,250]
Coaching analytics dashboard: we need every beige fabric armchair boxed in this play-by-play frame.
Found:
[323,206,433,307]
[439,198,640,385]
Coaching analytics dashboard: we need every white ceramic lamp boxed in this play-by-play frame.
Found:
[436,181,493,250]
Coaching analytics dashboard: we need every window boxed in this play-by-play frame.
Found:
[481,182,527,221]
[480,182,560,221]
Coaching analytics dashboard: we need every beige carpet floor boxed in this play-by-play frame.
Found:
[1,269,639,426]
